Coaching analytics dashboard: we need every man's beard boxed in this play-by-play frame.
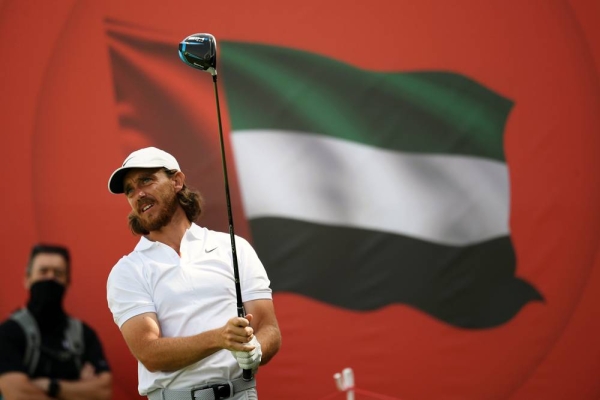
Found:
[128,187,179,235]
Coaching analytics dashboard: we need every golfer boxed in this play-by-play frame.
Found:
[106,147,281,400]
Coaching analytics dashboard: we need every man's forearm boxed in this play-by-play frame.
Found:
[57,372,112,400]
[135,329,223,372]
[256,324,282,365]
[0,372,52,400]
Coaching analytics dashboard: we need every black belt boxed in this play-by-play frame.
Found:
[147,378,256,400]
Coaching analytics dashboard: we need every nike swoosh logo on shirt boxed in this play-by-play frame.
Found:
[205,247,217,253]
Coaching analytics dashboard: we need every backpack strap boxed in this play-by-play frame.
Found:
[10,309,41,376]
[64,317,85,371]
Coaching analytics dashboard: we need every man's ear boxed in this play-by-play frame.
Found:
[173,171,186,192]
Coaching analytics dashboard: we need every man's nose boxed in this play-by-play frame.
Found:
[43,270,59,279]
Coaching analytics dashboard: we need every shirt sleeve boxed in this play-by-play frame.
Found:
[237,236,273,302]
[81,323,111,374]
[106,256,156,328]
[0,320,28,375]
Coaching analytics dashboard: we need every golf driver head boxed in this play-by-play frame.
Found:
[179,33,217,75]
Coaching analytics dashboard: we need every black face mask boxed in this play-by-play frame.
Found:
[27,280,67,330]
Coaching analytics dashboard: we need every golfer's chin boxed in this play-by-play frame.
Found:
[139,214,159,228]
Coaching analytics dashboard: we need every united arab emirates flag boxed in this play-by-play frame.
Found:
[220,41,543,329]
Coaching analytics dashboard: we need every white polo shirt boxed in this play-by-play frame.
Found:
[106,223,272,395]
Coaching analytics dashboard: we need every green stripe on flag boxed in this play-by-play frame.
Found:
[220,41,513,162]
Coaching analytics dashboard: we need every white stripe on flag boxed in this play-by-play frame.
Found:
[232,130,510,246]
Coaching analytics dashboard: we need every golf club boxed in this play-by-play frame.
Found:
[178,33,252,382]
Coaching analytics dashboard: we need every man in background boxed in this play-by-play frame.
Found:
[0,244,112,400]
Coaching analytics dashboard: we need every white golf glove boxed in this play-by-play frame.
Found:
[231,336,262,372]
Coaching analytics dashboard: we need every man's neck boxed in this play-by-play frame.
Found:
[145,208,191,255]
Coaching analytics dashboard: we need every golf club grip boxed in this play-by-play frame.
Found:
[236,298,253,380]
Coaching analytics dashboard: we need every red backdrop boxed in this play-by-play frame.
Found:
[1,1,599,399]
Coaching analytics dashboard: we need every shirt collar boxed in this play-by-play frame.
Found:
[133,223,204,252]
[187,222,205,240]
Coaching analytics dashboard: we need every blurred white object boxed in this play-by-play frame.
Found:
[333,367,355,400]
[334,372,344,391]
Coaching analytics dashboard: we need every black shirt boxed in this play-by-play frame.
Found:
[0,314,110,379]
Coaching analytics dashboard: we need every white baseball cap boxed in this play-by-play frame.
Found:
[108,147,180,194]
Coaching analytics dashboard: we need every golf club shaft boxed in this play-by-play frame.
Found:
[212,74,253,382]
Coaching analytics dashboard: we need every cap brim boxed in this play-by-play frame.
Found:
[108,167,132,194]
[108,164,176,194]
